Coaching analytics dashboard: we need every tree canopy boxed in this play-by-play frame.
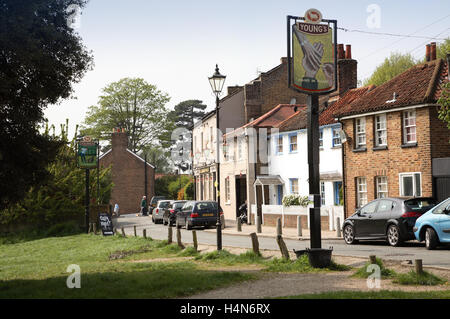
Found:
[81,78,172,153]
[0,0,93,210]
[169,99,207,129]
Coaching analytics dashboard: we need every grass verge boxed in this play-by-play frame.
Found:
[393,270,447,286]
[352,257,396,279]
[279,290,450,299]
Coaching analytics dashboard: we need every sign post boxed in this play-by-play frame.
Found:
[77,136,99,233]
[287,9,337,266]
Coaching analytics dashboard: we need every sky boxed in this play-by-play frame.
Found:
[43,0,450,136]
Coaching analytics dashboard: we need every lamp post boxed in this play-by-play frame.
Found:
[208,64,226,251]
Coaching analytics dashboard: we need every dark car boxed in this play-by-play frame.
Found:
[176,201,223,230]
[149,196,166,214]
[342,197,437,247]
[162,200,187,226]
[152,200,173,224]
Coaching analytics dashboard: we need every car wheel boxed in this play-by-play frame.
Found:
[425,227,439,250]
[387,224,403,247]
[185,219,191,230]
[343,224,357,245]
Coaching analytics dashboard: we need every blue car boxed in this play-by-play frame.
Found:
[414,197,450,250]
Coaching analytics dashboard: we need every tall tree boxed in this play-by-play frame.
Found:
[437,38,450,60]
[81,78,172,153]
[170,99,207,129]
[438,82,450,130]
[0,0,93,210]
[364,53,418,86]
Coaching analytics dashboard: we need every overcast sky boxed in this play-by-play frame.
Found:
[43,0,450,136]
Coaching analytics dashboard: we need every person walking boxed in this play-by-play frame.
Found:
[140,196,148,216]
[113,203,120,217]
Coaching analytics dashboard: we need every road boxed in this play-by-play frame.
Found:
[113,215,450,269]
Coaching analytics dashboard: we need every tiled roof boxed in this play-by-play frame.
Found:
[334,58,449,118]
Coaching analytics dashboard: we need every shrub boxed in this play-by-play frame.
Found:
[282,194,311,207]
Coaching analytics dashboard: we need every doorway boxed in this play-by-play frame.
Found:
[235,175,247,218]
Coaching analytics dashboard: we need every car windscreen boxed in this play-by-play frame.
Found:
[404,198,437,213]
[195,202,216,212]
[174,202,186,209]
[158,201,171,208]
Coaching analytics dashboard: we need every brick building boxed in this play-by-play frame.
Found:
[99,129,155,214]
[334,47,449,218]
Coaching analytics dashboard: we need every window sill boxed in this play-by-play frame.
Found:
[401,143,418,148]
[289,151,298,154]
[225,201,231,206]
[331,145,342,149]
[372,145,388,151]
[352,147,367,153]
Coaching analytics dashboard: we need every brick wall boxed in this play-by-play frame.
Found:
[342,107,434,217]
[429,105,450,158]
[100,131,155,214]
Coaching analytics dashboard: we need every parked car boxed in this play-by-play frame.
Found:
[342,197,437,247]
[152,200,173,224]
[414,197,450,250]
[149,196,166,214]
[175,201,223,230]
[162,200,187,226]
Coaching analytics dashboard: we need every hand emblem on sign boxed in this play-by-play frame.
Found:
[299,36,324,79]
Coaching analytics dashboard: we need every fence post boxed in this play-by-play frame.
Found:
[276,217,282,236]
[415,259,424,275]
[256,215,262,233]
[168,226,173,244]
[143,229,147,239]
[336,217,341,237]
[249,232,260,255]
[237,218,242,232]
[134,225,137,237]
[369,255,377,264]
[192,230,198,251]
[276,235,290,260]
[93,223,97,235]
[176,228,184,249]
[297,216,302,237]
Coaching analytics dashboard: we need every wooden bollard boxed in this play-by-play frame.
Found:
[256,215,262,233]
[167,226,173,244]
[192,230,198,251]
[336,217,342,237]
[276,235,290,260]
[250,232,260,255]
[121,227,126,237]
[276,217,282,236]
[237,218,242,232]
[297,216,302,237]
[143,229,147,239]
[415,259,424,275]
[134,226,137,237]
[369,255,377,264]
[93,223,97,235]
[177,228,185,249]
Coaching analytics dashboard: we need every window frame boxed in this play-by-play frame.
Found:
[375,114,387,147]
[356,177,368,208]
[319,129,324,148]
[403,110,417,144]
[276,135,283,155]
[289,133,298,153]
[355,117,366,149]
[289,178,299,194]
[332,127,341,147]
[320,181,325,205]
[376,176,388,198]
[399,172,422,197]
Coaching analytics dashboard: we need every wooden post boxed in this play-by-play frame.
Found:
[276,235,290,260]
[249,232,260,255]
[256,215,262,233]
[177,228,185,249]
[415,259,424,275]
[168,226,173,244]
[121,227,126,237]
[237,218,242,232]
[93,223,97,235]
[336,217,341,237]
[143,229,147,239]
[192,230,198,251]
[297,216,302,237]
[134,225,137,237]
[369,255,377,264]
[276,217,282,236]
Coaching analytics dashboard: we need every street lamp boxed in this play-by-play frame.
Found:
[209,64,226,251]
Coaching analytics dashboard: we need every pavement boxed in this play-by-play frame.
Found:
[112,213,450,269]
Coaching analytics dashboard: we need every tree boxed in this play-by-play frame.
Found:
[438,82,450,129]
[169,99,207,129]
[364,53,418,86]
[142,146,174,174]
[437,38,450,60]
[0,0,93,210]
[81,78,172,153]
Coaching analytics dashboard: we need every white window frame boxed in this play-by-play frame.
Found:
[356,177,368,208]
[319,129,323,148]
[355,117,366,148]
[225,177,231,202]
[403,110,417,144]
[332,127,341,147]
[399,172,422,197]
[276,136,283,154]
[376,176,388,198]
[289,134,298,153]
[375,114,387,146]
[320,181,325,205]
[290,178,299,194]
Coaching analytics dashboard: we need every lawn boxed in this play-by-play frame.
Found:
[0,234,255,298]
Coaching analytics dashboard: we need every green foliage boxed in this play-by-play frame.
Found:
[436,38,450,60]
[0,0,93,210]
[265,254,350,273]
[169,99,207,129]
[363,52,418,86]
[393,270,446,286]
[81,78,172,153]
[0,122,113,232]
[155,175,193,199]
[184,181,194,200]
[438,82,450,129]
[178,246,199,257]
[353,257,396,279]
[282,194,311,207]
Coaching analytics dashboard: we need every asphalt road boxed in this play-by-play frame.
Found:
[113,215,450,269]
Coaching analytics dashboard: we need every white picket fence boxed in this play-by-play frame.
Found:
[250,204,344,231]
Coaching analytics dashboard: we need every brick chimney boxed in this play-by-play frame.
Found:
[280,57,288,64]
[227,85,243,95]
[337,44,357,95]
[426,44,431,62]
[112,128,128,150]
[447,54,450,81]
[430,42,437,61]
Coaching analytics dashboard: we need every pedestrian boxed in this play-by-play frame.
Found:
[140,196,148,216]
[113,203,120,217]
